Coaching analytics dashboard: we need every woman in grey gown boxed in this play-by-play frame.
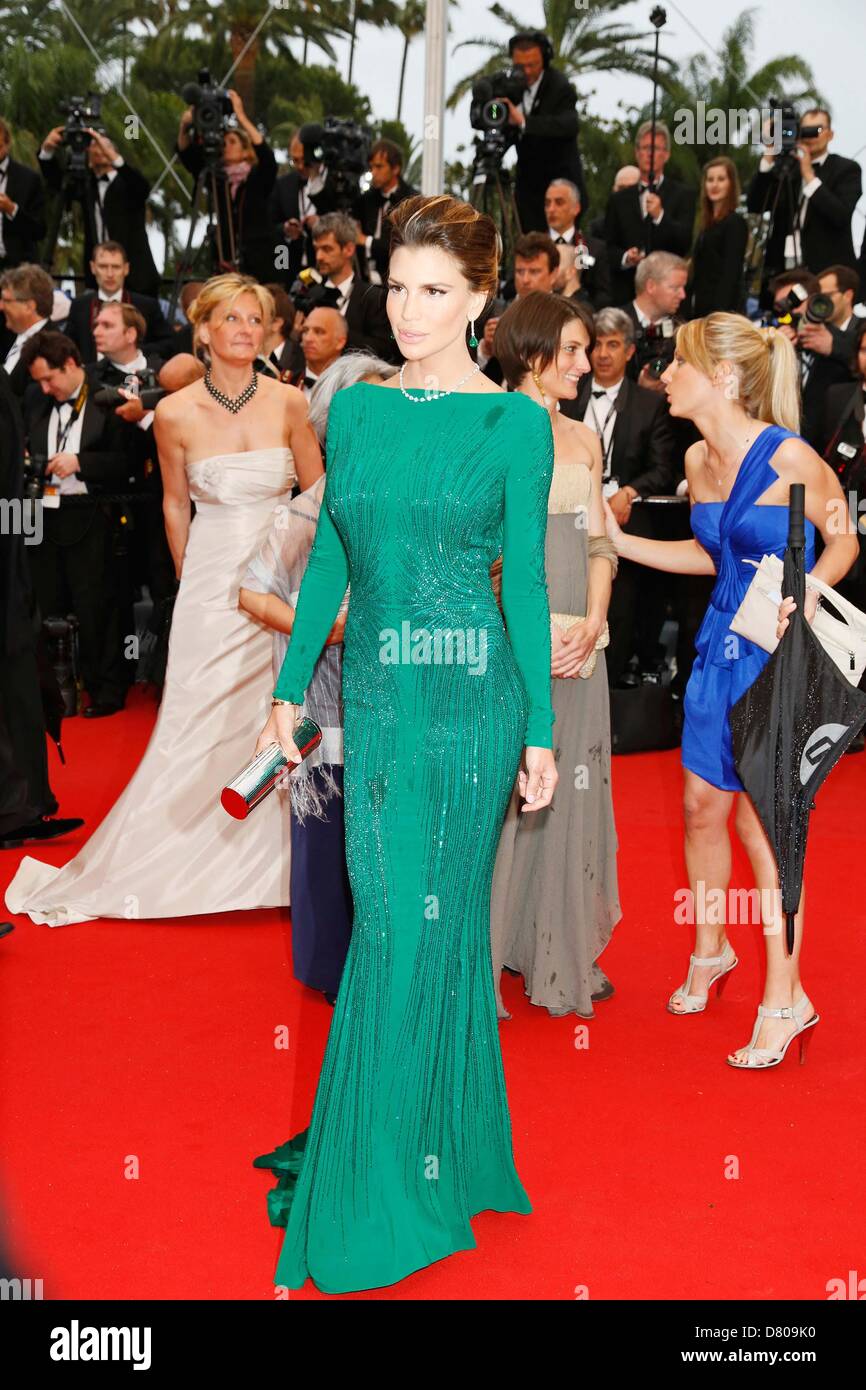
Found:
[489,293,622,1019]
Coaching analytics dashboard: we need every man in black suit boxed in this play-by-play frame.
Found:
[352,139,416,284]
[0,263,54,396]
[270,127,344,289]
[38,123,161,296]
[0,368,83,846]
[604,120,696,305]
[621,250,688,384]
[504,31,588,234]
[0,117,47,271]
[21,330,140,717]
[770,265,859,446]
[544,178,611,308]
[561,306,679,684]
[747,107,861,296]
[819,318,866,611]
[62,239,172,364]
[310,212,395,362]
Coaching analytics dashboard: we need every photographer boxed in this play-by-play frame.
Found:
[38,121,160,297]
[352,139,416,285]
[624,250,688,385]
[0,263,53,394]
[307,212,393,361]
[747,106,861,285]
[270,128,343,289]
[0,117,47,271]
[177,88,277,283]
[604,120,695,305]
[503,30,588,235]
[63,239,172,364]
[768,265,859,445]
[21,330,139,718]
[544,178,611,309]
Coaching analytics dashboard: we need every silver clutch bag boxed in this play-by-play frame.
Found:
[220,717,322,819]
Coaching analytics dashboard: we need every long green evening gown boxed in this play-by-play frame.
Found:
[253,380,555,1293]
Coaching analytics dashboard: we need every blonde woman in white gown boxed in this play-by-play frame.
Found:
[5,275,323,925]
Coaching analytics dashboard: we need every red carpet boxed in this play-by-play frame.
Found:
[2,686,864,1301]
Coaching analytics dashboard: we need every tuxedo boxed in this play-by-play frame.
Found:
[341,277,398,363]
[0,317,51,397]
[747,151,862,281]
[24,385,139,705]
[514,65,588,233]
[269,167,343,287]
[39,154,161,296]
[562,373,680,684]
[561,373,677,494]
[63,289,173,364]
[352,176,417,281]
[604,176,696,305]
[798,318,858,447]
[0,156,47,269]
[820,381,866,607]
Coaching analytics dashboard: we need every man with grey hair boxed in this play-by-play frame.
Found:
[0,263,54,393]
[604,119,695,305]
[310,212,395,362]
[623,250,688,385]
[543,177,610,308]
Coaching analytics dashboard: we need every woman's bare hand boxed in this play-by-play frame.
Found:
[255,702,301,760]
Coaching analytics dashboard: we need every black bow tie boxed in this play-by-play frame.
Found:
[96,174,110,183]
[592,389,609,398]
[304,375,317,389]
[555,235,567,244]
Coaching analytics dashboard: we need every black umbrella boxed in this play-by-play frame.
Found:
[730,484,866,953]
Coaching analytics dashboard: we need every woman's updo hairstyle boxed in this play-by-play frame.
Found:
[187,272,274,357]
[676,311,801,432]
[386,194,501,311]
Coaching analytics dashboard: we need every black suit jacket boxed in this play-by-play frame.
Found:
[24,386,137,494]
[798,318,858,446]
[352,177,417,281]
[604,177,696,304]
[687,212,748,317]
[39,154,160,296]
[747,151,862,277]
[269,168,343,286]
[0,369,33,657]
[0,318,52,398]
[514,65,588,221]
[63,290,172,364]
[0,158,47,268]
[561,374,678,495]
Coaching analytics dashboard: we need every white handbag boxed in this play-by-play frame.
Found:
[729,553,866,684]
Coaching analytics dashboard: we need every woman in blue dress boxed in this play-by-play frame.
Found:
[604,312,858,1069]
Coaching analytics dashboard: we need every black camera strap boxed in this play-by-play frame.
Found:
[53,379,89,454]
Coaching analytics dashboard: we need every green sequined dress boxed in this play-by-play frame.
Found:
[253,381,555,1293]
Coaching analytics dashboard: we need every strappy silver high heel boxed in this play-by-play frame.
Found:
[726,993,819,1069]
[666,942,738,1015]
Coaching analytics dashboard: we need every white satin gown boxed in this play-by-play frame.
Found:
[5,447,297,925]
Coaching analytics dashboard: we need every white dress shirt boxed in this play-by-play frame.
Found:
[47,394,89,494]
[326,272,354,316]
[584,376,624,480]
[521,73,543,119]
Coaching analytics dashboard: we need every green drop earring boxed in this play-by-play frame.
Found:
[468,318,478,349]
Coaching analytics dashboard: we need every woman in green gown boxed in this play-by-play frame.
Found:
[253,195,558,1294]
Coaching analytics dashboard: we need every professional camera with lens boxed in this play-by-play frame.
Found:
[761,282,836,329]
[287,267,342,317]
[470,67,528,135]
[299,117,372,210]
[22,452,49,502]
[634,318,677,378]
[181,69,234,162]
[58,93,103,176]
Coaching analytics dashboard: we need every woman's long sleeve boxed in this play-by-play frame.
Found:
[500,403,555,749]
[272,413,349,703]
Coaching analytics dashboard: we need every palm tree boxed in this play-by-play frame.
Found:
[345,0,401,85]
[395,0,428,123]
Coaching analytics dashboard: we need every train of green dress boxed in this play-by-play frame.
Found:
[253,381,555,1293]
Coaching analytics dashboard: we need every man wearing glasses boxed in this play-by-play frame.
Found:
[748,107,862,287]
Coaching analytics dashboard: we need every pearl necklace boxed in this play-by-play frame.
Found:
[204,367,258,414]
[399,361,481,401]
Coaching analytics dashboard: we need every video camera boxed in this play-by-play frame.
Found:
[58,93,103,176]
[767,101,824,181]
[469,67,528,172]
[181,69,234,163]
[299,118,372,210]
